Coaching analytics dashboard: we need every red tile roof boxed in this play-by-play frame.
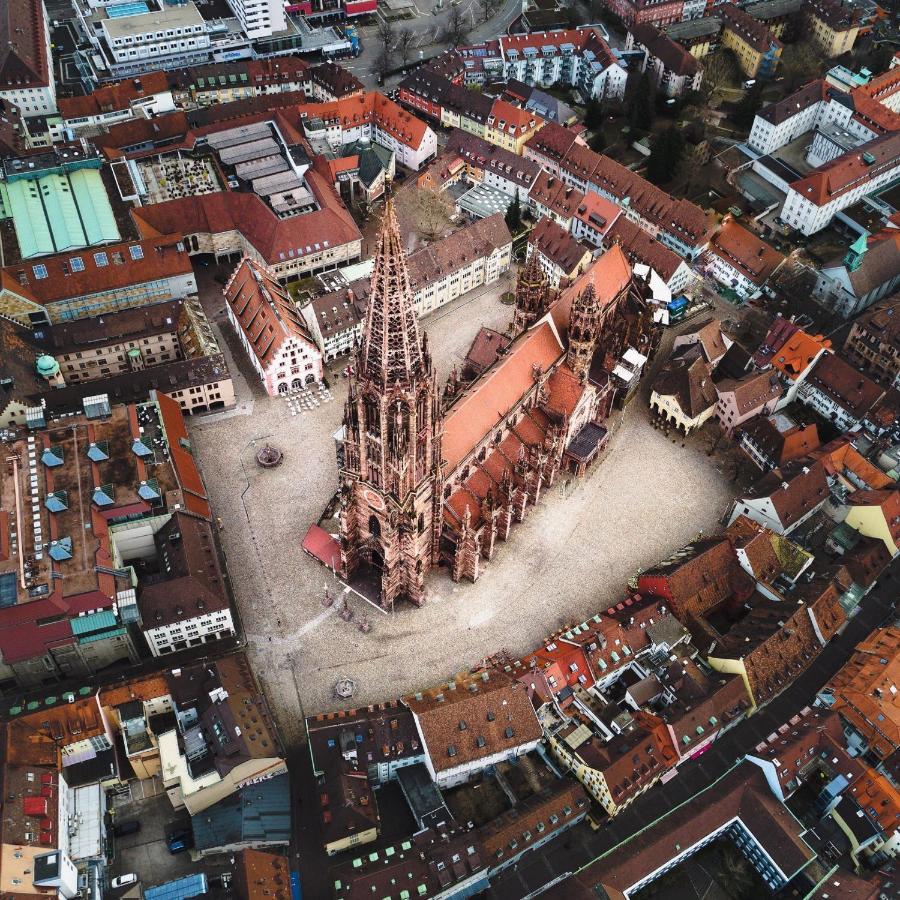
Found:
[551,244,632,335]
[441,321,564,470]
[790,131,900,207]
[404,676,542,774]
[224,257,318,370]
[806,353,884,418]
[707,219,785,286]
[528,216,590,276]
[570,766,814,897]
[299,92,432,151]
[132,174,361,266]
[528,171,585,220]
[59,72,170,120]
[0,0,50,88]
[488,97,542,137]
[2,234,193,305]
[720,2,782,52]
[153,390,211,520]
[606,215,683,282]
[847,489,900,549]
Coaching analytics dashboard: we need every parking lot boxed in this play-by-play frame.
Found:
[187,265,736,751]
[107,784,195,891]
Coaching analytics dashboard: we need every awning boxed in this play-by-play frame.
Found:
[301,524,341,571]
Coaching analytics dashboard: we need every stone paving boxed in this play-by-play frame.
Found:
[188,280,736,750]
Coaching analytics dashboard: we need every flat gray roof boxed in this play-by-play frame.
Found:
[102,4,205,39]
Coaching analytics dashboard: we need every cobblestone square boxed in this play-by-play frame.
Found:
[189,280,735,750]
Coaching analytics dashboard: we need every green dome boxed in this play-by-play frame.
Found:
[127,348,142,358]
[36,355,60,378]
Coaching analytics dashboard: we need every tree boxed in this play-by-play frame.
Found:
[396,26,415,67]
[443,4,469,47]
[480,0,501,24]
[646,126,683,185]
[627,71,655,133]
[505,194,521,233]
[588,129,607,153]
[733,80,764,130]
[700,49,737,103]
[778,39,820,91]
[584,97,605,131]
[404,188,455,242]
[377,17,395,50]
[373,46,392,85]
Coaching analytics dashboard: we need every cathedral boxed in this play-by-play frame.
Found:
[332,201,655,610]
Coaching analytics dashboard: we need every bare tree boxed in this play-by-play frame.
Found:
[373,45,392,85]
[376,17,395,52]
[479,0,501,24]
[778,39,819,90]
[700,49,737,103]
[403,188,455,242]
[396,26,415,67]
[443,4,469,47]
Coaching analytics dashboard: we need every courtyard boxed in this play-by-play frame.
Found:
[188,272,736,751]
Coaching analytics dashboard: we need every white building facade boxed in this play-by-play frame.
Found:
[143,606,236,657]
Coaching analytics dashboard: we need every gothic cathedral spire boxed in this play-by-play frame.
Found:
[567,284,600,382]
[514,251,552,334]
[338,199,442,611]
[359,200,426,386]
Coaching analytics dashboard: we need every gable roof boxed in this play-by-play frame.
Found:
[570,765,814,896]
[652,353,717,419]
[707,220,785,286]
[551,243,632,335]
[790,131,900,207]
[528,216,589,275]
[716,369,783,416]
[224,257,317,370]
[132,175,361,266]
[2,234,193,306]
[441,321,563,470]
[605,215,683,282]
[757,79,832,126]
[405,677,542,774]
[746,460,830,528]
[0,0,49,89]
[59,72,170,120]
[806,353,884,419]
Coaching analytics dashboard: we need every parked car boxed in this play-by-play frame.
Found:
[111,874,138,888]
[165,823,194,854]
[113,820,140,837]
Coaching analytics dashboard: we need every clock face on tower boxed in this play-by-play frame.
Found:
[363,488,386,512]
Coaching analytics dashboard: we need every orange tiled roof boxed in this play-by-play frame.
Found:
[488,97,542,137]
[441,321,564,470]
[708,220,785,285]
[551,244,632,335]
[769,331,830,379]
[299,92,431,150]
[790,131,900,207]
[59,71,170,119]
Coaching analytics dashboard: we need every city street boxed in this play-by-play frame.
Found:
[343,0,523,87]
[486,566,899,898]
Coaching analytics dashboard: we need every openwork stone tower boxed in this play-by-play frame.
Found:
[338,200,442,610]
[514,251,553,334]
